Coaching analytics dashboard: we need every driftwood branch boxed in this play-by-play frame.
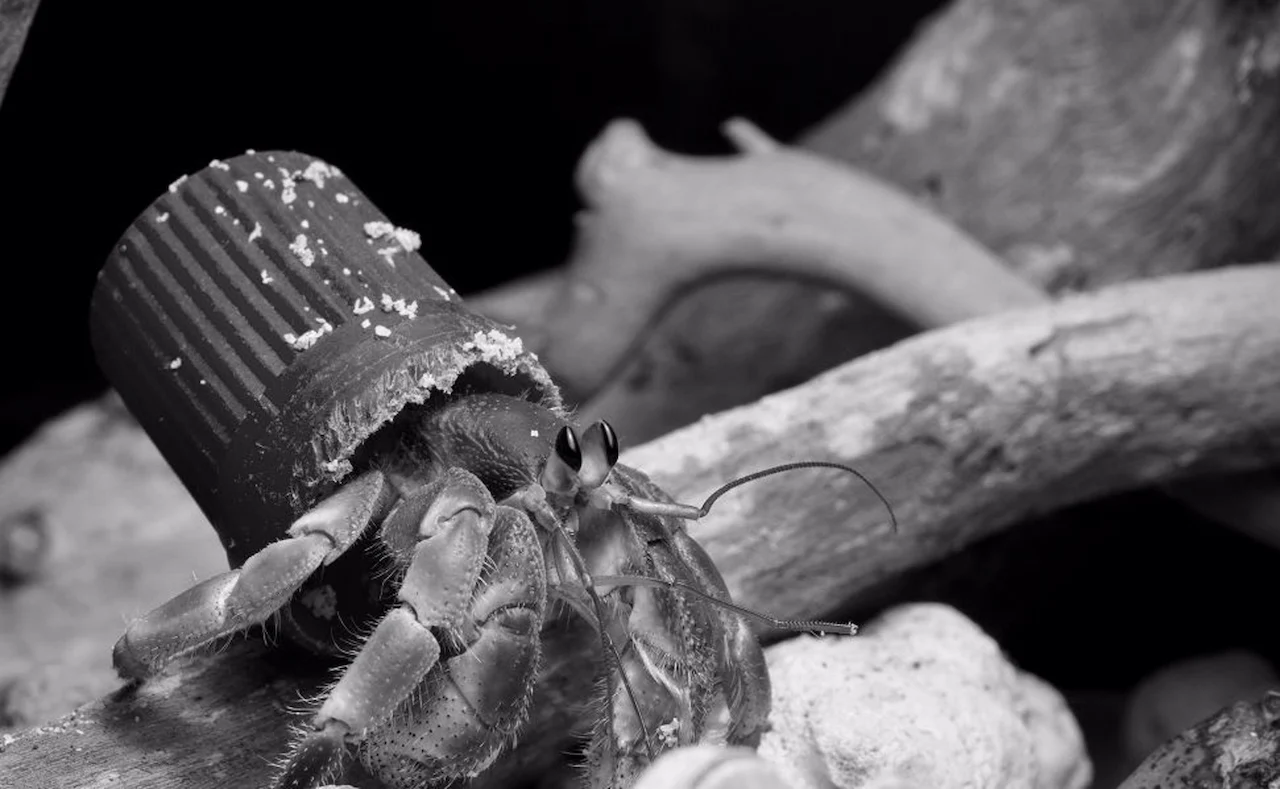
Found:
[532,117,1044,399]
[619,263,1280,624]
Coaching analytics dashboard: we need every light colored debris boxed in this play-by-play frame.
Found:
[260,270,273,285]
[209,159,230,171]
[353,296,375,315]
[167,174,188,194]
[283,320,333,351]
[235,180,248,192]
[247,222,262,243]
[375,293,419,319]
[461,329,524,363]
[167,358,181,370]
[289,234,315,267]
[364,220,422,253]
[364,220,394,240]
[335,193,350,204]
[299,585,337,620]
[155,212,169,223]
[280,169,297,205]
[374,325,391,338]
[300,160,341,188]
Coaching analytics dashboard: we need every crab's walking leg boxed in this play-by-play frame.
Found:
[113,472,394,680]
[667,528,771,746]
[276,468,546,789]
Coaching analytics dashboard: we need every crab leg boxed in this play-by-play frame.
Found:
[359,504,546,787]
[667,527,771,746]
[276,468,546,789]
[112,471,394,680]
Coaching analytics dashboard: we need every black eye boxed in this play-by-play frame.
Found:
[599,420,619,467]
[555,426,582,471]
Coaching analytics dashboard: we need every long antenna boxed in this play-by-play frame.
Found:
[626,461,898,532]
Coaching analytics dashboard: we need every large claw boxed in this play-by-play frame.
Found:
[113,472,393,680]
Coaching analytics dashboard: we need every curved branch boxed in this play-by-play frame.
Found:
[535,118,1043,400]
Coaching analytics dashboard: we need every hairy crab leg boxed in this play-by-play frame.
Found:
[578,511,728,788]
[276,468,546,789]
[113,471,394,680]
[665,526,771,747]
[359,505,546,787]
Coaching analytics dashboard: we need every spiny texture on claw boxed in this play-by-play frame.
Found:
[114,394,771,788]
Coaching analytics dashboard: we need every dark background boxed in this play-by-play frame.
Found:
[0,1,945,454]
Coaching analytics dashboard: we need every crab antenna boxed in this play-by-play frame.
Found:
[626,461,898,533]
[592,574,858,637]
[548,525,657,762]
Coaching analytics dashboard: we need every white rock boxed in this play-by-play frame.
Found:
[758,603,1091,789]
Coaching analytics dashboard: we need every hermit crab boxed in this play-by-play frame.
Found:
[114,392,877,788]
[92,151,888,788]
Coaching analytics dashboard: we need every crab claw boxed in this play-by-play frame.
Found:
[578,420,620,490]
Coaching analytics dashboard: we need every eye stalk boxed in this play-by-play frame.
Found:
[577,420,619,490]
[540,426,582,495]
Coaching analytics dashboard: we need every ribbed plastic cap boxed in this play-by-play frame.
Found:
[91,151,560,567]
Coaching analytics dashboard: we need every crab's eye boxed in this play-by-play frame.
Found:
[541,426,582,495]
[598,420,619,466]
[555,426,583,471]
[578,420,620,490]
